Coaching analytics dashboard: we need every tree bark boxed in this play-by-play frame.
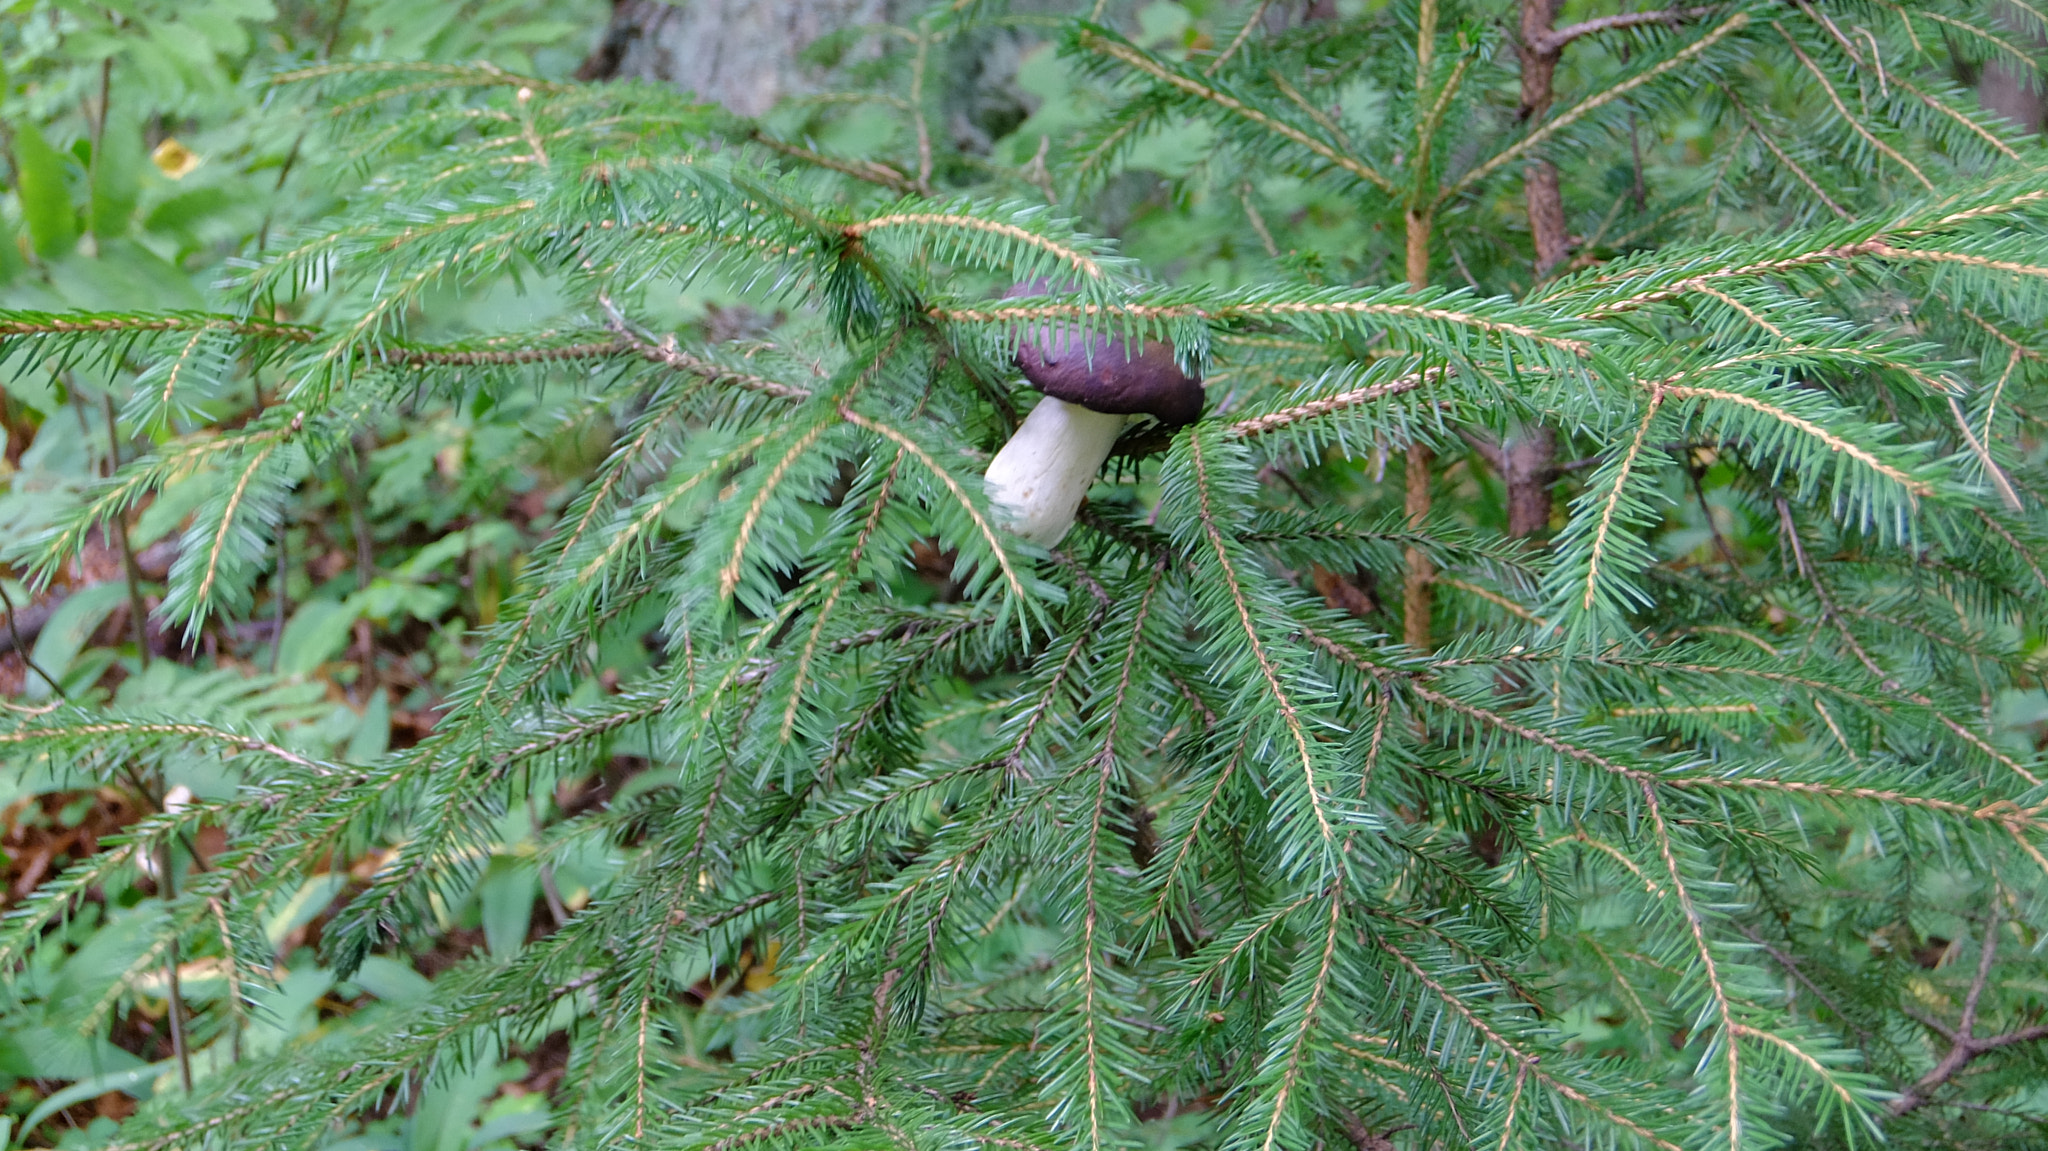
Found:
[1403,442,1434,650]
[1979,66,2042,133]
[1980,2,2046,135]
[1517,0,1571,277]
[1502,427,1557,538]
[1523,160,1570,278]
[578,0,1056,162]
[1402,209,1434,653]
[578,0,893,117]
[1499,0,1565,534]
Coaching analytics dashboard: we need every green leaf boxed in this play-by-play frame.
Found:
[46,237,203,310]
[18,1061,162,1138]
[276,598,359,676]
[347,687,392,761]
[263,873,350,949]
[26,581,128,701]
[12,123,79,258]
[88,113,142,240]
[465,1103,552,1151]
[0,1024,145,1082]
[477,855,538,959]
[0,212,23,285]
[351,954,434,1004]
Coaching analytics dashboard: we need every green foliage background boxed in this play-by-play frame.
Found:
[3,1,2048,1149]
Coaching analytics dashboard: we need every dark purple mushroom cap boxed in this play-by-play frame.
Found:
[1006,282,1204,426]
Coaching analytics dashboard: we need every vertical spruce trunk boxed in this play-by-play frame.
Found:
[1504,0,1563,542]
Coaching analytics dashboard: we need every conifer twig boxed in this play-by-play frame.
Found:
[1890,906,2048,1115]
[1535,5,1717,51]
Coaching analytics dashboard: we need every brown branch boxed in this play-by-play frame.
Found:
[1404,442,1434,651]
[750,131,924,195]
[1689,462,1752,583]
[1226,368,1439,437]
[1335,1109,1405,1150]
[0,312,671,375]
[1076,27,1396,192]
[600,307,813,401]
[1206,0,1276,75]
[1536,6,1719,52]
[1737,924,1876,1044]
[1777,498,2043,787]
[933,299,1589,355]
[0,315,317,342]
[1890,906,2048,1115]
[1720,85,1852,219]
[1578,238,1885,317]
[1500,0,1572,569]
[99,395,155,670]
[1447,12,1748,202]
[0,581,67,699]
[1459,428,1508,473]
[373,341,627,367]
[1525,159,1572,276]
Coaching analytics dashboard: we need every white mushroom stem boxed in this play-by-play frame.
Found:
[984,396,1128,547]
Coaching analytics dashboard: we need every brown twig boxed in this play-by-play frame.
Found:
[1535,6,1719,52]
[1890,905,2048,1115]
[598,299,813,401]
[749,131,921,195]
[1688,461,1752,584]
[1776,498,2042,786]
[372,341,625,367]
[1334,1108,1406,1150]
[0,581,67,698]
[269,528,288,675]
[1736,924,1875,1044]
[102,395,152,669]
[1403,442,1434,652]
[159,837,193,1092]
[1458,428,1508,473]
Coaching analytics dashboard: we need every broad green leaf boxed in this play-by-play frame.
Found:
[276,598,358,676]
[346,686,392,761]
[26,581,128,701]
[18,1062,161,1137]
[477,855,538,959]
[351,954,434,1005]
[0,213,23,285]
[263,873,351,949]
[12,123,79,258]
[88,113,142,239]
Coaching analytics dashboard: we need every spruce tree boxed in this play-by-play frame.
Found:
[5,1,2048,1148]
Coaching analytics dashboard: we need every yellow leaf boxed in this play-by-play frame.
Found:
[743,939,782,991]
[151,138,199,179]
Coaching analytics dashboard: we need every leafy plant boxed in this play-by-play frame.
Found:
[5,1,2048,1149]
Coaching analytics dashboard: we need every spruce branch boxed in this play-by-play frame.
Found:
[9,4,2048,1146]
[1889,906,2048,1115]
[1073,26,1397,194]
[1534,5,1719,52]
[1443,12,1750,202]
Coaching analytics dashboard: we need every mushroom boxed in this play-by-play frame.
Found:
[984,285,1204,546]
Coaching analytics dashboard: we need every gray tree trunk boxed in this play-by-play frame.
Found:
[577,0,892,117]
[1981,67,2043,133]
[577,0,1068,163]
[1980,1,2046,134]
